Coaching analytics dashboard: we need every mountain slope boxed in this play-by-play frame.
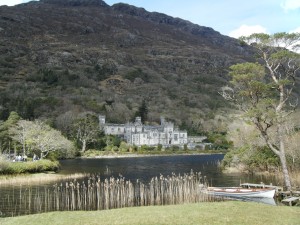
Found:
[0,0,254,133]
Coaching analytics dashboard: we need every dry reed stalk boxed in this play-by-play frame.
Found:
[0,171,218,217]
[0,173,90,186]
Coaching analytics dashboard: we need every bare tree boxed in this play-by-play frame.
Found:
[11,120,73,159]
[9,120,32,156]
[73,112,99,152]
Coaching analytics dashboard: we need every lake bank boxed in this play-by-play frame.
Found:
[0,201,299,225]
[81,151,224,159]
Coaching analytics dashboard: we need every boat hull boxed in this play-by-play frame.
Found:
[206,187,275,198]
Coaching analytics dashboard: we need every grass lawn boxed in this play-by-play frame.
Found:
[0,201,299,225]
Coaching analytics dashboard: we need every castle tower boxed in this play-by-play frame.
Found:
[99,115,106,129]
[160,116,165,125]
[135,117,142,124]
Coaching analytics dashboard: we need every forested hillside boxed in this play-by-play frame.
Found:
[0,0,255,133]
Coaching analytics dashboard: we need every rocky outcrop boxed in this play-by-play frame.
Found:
[40,0,109,7]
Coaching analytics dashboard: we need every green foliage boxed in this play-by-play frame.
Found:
[179,122,203,136]
[183,144,188,151]
[135,99,148,123]
[72,113,102,152]
[10,119,75,158]
[157,144,163,151]
[245,146,280,171]
[39,68,58,85]
[0,111,21,153]
[46,146,77,160]
[229,63,265,87]
[0,159,60,174]
[123,68,149,82]
[139,145,156,152]
[225,33,300,187]
[82,149,121,157]
[119,141,130,152]
[105,135,121,149]
[222,146,280,173]
[207,132,233,150]
[93,61,118,81]
[83,100,103,113]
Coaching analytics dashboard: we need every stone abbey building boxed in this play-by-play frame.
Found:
[99,116,188,147]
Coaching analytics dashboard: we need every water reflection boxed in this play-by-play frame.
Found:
[0,154,280,217]
[58,154,278,187]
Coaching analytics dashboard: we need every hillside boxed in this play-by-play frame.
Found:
[0,0,254,133]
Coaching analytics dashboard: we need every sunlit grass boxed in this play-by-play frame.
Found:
[0,201,299,225]
[0,173,89,186]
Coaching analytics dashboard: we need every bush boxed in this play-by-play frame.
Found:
[123,68,149,82]
[0,159,60,175]
[221,146,280,173]
[0,159,10,174]
[82,149,105,157]
[119,141,130,152]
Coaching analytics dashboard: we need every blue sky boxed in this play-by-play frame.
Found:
[1,0,299,37]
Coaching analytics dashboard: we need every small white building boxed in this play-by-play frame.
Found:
[99,115,188,147]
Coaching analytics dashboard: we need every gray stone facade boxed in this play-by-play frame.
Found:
[99,116,188,147]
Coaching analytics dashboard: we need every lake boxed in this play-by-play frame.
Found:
[58,154,275,186]
[0,154,278,217]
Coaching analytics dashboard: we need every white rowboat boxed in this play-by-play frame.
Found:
[205,187,276,198]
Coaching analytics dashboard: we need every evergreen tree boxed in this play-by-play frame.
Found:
[137,100,148,123]
[0,111,21,153]
[221,32,300,190]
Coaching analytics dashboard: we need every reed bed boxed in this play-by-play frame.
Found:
[0,171,219,217]
[0,173,90,186]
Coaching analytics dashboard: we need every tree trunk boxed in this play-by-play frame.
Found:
[278,125,292,191]
[279,145,292,191]
[81,139,86,152]
[22,141,26,157]
[261,124,292,191]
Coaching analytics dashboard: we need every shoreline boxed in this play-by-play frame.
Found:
[0,152,224,185]
[81,151,225,159]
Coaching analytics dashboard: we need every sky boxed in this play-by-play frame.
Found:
[0,0,299,38]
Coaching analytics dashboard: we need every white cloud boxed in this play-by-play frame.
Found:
[281,0,300,11]
[228,25,268,38]
[0,0,24,6]
[0,0,37,6]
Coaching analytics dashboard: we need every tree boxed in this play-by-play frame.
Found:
[73,112,100,152]
[10,120,74,159]
[0,111,20,154]
[283,115,300,171]
[221,32,300,191]
[9,119,31,156]
[136,99,148,123]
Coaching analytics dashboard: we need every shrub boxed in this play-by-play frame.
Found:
[221,146,280,173]
[123,68,149,82]
[0,159,60,175]
[119,141,130,152]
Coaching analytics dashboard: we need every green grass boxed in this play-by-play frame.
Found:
[0,201,299,225]
[0,160,60,174]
